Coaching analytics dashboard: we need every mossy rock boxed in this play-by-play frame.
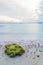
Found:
[5,43,25,57]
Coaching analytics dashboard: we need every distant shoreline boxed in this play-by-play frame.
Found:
[0,21,43,24]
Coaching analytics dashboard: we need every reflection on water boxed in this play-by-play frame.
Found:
[26,24,39,33]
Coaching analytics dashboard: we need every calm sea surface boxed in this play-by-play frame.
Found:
[0,23,43,42]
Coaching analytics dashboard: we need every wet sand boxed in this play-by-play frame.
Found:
[0,40,43,65]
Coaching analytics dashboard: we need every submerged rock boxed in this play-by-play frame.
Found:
[5,43,25,57]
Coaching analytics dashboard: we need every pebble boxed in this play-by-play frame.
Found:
[37,55,40,57]
[27,50,29,52]
[0,45,2,48]
[33,57,35,59]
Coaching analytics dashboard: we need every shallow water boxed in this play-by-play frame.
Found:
[0,23,43,42]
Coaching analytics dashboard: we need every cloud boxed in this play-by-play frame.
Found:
[0,0,41,22]
[38,0,43,22]
[0,15,23,22]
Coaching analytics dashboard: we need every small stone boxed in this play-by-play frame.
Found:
[0,45,2,48]
[27,50,29,52]
[35,63,37,65]
[37,55,40,57]
[13,62,15,64]
[33,57,35,59]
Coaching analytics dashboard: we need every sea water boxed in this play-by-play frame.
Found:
[0,23,43,42]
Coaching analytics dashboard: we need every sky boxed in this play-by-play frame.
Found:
[0,0,43,22]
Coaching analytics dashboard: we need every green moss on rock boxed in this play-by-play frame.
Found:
[5,43,25,57]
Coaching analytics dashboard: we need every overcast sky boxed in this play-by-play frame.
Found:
[0,0,43,22]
